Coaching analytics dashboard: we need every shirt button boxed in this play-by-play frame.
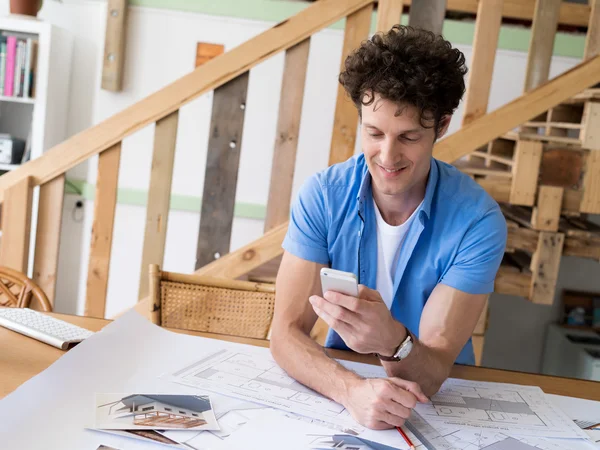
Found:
[358,231,361,236]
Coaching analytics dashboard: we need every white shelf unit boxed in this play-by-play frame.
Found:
[0,15,73,171]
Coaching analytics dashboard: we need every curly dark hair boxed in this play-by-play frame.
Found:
[339,25,468,130]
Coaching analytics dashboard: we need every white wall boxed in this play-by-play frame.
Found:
[1,0,598,372]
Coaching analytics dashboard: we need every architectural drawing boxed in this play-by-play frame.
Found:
[413,379,587,439]
[166,349,362,433]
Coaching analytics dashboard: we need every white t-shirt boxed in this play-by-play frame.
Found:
[373,197,422,309]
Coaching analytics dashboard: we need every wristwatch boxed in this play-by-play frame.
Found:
[377,331,413,362]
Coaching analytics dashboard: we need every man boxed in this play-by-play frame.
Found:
[270,25,507,430]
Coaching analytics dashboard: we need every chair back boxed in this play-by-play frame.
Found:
[0,266,52,311]
[149,264,275,339]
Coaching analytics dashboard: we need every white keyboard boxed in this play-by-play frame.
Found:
[0,308,94,350]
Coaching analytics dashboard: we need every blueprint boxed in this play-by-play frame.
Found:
[413,379,589,439]
[164,348,363,433]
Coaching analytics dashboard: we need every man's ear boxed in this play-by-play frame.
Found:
[436,115,452,140]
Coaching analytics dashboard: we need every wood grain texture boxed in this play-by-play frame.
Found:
[523,0,561,92]
[85,143,121,318]
[195,222,288,279]
[433,56,600,164]
[581,101,600,150]
[195,73,249,270]
[101,0,128,91]
[376,0,404,33]
[138,111,179,300]
[509,140,542,206]
[0,177,33,273]
[539,148,584,188]
[0,0,376,202]
[4,311,599,401]
[264,39,310,232]
[32,175,65,306]
[581,149,600,213]
[328,3,373,166]
[408,0,447,34]
[196,42,224,67]
[461,0,503,126]
[584,0,600,60]
[531,186,563,232]
[530,232,564,305]
[494,267,532,299]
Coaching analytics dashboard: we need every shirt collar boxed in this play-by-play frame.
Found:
[356,156,438,222]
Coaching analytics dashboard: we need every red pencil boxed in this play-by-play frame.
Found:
[396,426,416,450]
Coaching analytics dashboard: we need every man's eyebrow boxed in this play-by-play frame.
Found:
[363,123,422,134]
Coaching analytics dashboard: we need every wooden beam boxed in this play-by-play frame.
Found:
[376,0,404,33]
[462,0,503,126]
[433,56,600,164]
[195,73,249,270]
[32,175,65,306]
[196,222,288,279]
[581,150,600,214]
[584,0,600,60]
[265,39,310,232]
[85,143,121,318]
[195,42,224,67]
[581,101,600,150]
[507,225,539,253]
[328,3,373,166]
[564,234,600,260]
[408,0,447,35]
[0,177,33,273]
[494,266,532,298]
[138,111,179,300]
[531,186,563,232]
[509,140,542,206]
[0,0,376,202]
[523,0,561,93]
[101,0,128,92]
[530,231,564,305]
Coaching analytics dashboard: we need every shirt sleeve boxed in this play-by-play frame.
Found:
[440,205,507,294]
[282,174,330,265]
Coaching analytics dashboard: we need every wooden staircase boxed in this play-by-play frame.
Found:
[0,0,600,367]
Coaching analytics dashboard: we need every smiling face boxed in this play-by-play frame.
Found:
[361,94,449,205]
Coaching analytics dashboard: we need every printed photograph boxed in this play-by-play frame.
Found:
[95,393,220,431]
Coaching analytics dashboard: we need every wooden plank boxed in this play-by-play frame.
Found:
[101,0,128,92]
[328,4,373,166]
[195,73,249,270]
[530,232,564,305]
[138,111,179,300]
[507,226,539,254]
[32,175,65,306]
[196,42,224,67]
[408,0,447,34]
[0,177,33,273]
[195,222,288,279]
[472,335,485,367]
[433,56,600,165]
[523,0,561,93]
[85,143,121,318]
[0,0,377,203]
[462,0,503,127]
[376,0,404,33]
[473,298,489,335]
[584,0,600,60]
[539,148,584,189]
[531,186,563,232]
[581,101,600,150]
[581,150,600,213]
[509,140,542,205]
[264,39,310,232]
[494,266,532,298]
[564,235,600,260]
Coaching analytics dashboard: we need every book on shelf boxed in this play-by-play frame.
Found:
[0,31,38,100]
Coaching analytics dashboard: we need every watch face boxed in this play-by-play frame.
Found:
[395,337,413,360]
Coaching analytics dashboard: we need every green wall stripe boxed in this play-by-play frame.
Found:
[130,1,585,58]
[64,179,267,220]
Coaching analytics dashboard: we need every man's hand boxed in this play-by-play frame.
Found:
[342,377,429,429]
[309,285,405,356]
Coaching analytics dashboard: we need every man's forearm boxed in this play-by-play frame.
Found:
[270,326,361,404]
[381,336,452,396]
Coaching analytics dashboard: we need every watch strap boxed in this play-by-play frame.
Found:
[376,329,412,362]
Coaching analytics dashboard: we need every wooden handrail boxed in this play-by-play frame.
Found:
[0,0,375,203]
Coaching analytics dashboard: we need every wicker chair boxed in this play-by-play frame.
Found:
[148,264,276,339]
[0,266,52,311]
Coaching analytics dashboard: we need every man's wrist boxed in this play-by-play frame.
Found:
[379,322,408,357]
[332,372,362,406]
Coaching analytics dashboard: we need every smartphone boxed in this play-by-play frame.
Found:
[320,268,359,297]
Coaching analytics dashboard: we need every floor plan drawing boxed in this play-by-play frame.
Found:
[165,349,362,433]
[414,379,588,439]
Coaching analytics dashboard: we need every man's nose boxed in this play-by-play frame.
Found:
[379,136,401,165]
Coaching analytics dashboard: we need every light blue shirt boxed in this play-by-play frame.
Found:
[282,154,507,365]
